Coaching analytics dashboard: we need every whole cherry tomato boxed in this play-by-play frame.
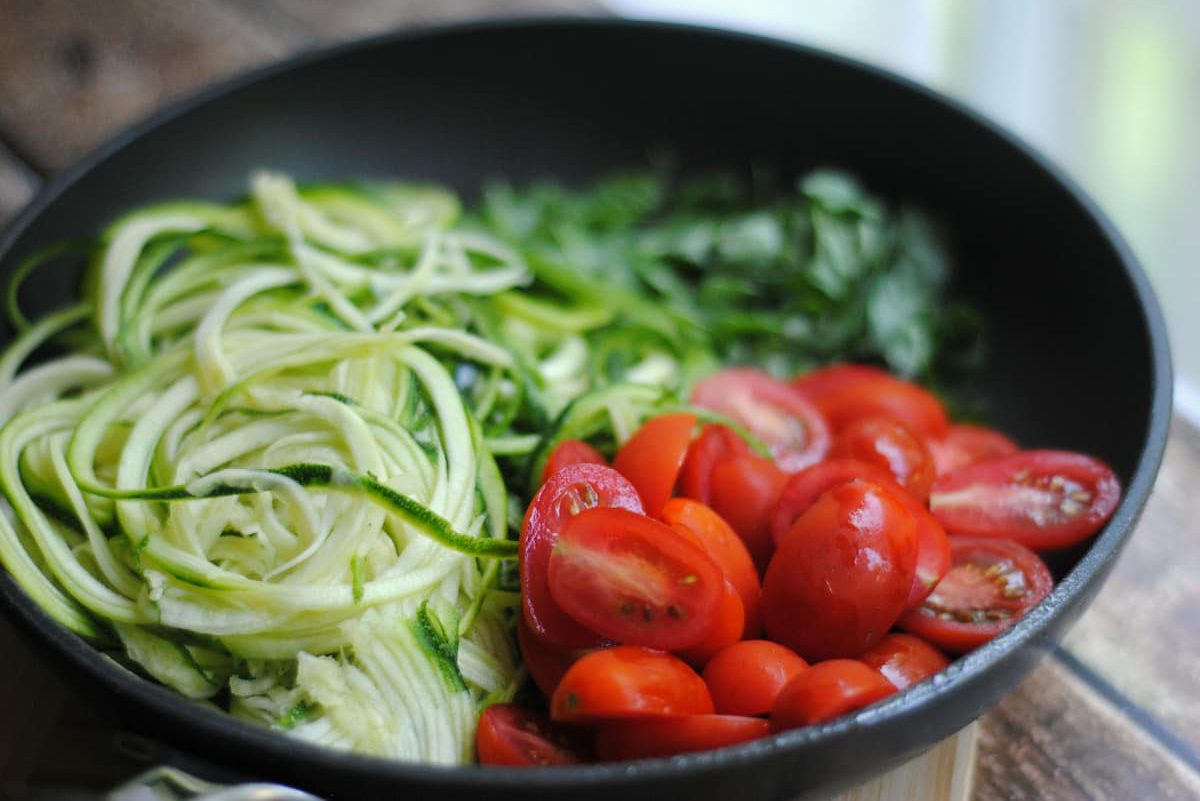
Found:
[858,633,951,690]
[702,640,810,716]
[763,480,917,660]
[771,659,896,730]
[551,646,714,723]
[830,417,936,502]
[521,464,643,650]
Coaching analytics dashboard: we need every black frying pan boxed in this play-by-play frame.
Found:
[0,18,1172,801]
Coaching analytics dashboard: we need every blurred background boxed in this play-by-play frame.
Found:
[612,0,1200,423]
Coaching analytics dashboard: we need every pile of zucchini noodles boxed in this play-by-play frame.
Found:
[0,174,678,763]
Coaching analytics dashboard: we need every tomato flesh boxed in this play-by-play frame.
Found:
[692,368,831,473]
[548,507,724,650]
[477,704,589,766]
[763,480,917,661]
[792,363,948,438]
[771,660,896,730]
[831,417,936,502]
[521,464,643,650]
[702,640,809,716]
[596,715,771,761]
[660,498,762,638]
[858,633,951,690]
[708,452,787,572]
[613,413,697,517]
[928,423,1018,477]
[929,450,1121,551]
[898,535,1053,653]
[551,646,714,723]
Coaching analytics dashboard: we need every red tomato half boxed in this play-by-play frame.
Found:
[830,417,936,502]
[660,498,762,637]
[703,640,810,716]
[548,507,724,650]
[928,423,1018,477]
[763,480,917,661]
[770,459,897,546]
[691,368,831,473]
[792,364,948,439]
[676,580,745,667]
[551,646,714,723]
[521,464,643,650]
[476,704,590,766]
[542,439,607,483]
[771,660,896,730]
[596,715,771,761]
[613,413,697,517]
[858,633,951,690]
[929,450,1121,551]
[517,615,606,698]
[679,424,749,505]
[898,535,1054,653]
[708,453,787,572]
[904,499,951,609]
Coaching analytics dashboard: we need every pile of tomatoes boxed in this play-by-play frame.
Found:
[477,365,1121,767]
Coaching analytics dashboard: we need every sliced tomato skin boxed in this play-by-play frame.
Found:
[679,424,749,505]
[661,498,762,638]
[595,715,771,761]
[702,640,810,716]
[691,368,831,473]
[476,704,590,766]
[521,464,643,650]
[770,458,898,546]
[517,614,608,697]
[675,580,745,667]
[898,535,1054,653]
[771,660,896,730]
[792,363,948,439]
[929,450,1121,551]
[708,452,788,573]
[548,507,724,650]
[928,423,1018,477]
[859,633,951,690]
[763,480,918,661]
[551,646,714,723]
[613,413,697,517]
[903,498,952,609]
[831,417,936,502]
[542,439,607,484]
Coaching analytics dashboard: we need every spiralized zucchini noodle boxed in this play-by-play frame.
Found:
[0,167,963,764]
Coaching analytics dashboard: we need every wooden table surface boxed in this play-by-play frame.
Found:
[1,2,1198,798]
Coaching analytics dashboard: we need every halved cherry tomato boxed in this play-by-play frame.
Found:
[792,363,948,438]
[548,507,724,650]
[613,413,697,517]
[928,423,1018,477]
[763,480,917,660]
[904,500,951,609]
[595,715,771,761]
[770,458,897,546]
[929,450,1121,551]
[660,498,762,637]
[771,660,896,730]
[830,417,936,502]
[542,439,607,484]
[551,646,714,723]
[708,452,787,572]
[702,640,809,716]
[676,580,745,667]
[476,704,590,766]
[521,464,643,650]
[858,633,951,690]
[898,535,1053,653]
[679,424,749,504]
[691,368,831,473]
[517,614,605,697]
